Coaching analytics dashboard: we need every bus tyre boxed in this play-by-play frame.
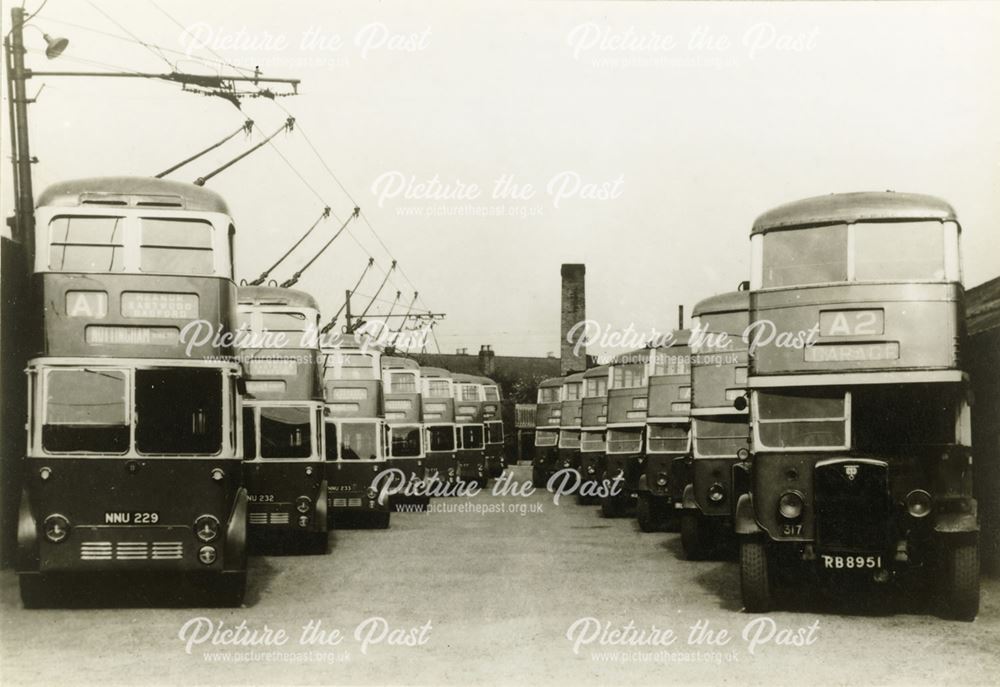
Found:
[739,535,771,613]
[19,575,53,609]
[941,538,979,621]
[601,494,625,519]
[373,510,391,530]
[531,466,545,489]
[681,512,706,560]
[636,493,657,532]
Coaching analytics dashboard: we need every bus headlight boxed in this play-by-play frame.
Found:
[194,515,220,542]
[198,546,217,565]
[905,489,933,518]
[656,473,669,487]
[366,487,378,500]
[708,483,726,503]
[43,514,70,543]
[296,496,312,514]
[778,491,804,520]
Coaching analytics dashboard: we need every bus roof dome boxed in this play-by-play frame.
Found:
[420,367,453,378]
[237,285,319,310]
[36,176,231,214]
[752,192,956,235]
[692,290,750,318]
[563,372,586,383]
[583,365,609,378]
[381,356,419,370]
[538,377,563,388]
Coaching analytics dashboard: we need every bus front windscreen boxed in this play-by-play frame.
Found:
[259,406,312,458]
[340,422,379,460]
[135,368,223,454]
[694,416,748,457]
[756,388,847,449]
[42,368,129,454]
[426,425,455,452]
[389,425,422,457]
[462,425,485,450]
[486,421,504,444]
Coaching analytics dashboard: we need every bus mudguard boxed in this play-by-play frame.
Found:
[734,493,761,535]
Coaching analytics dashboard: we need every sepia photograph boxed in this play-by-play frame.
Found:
[0,0,998,685]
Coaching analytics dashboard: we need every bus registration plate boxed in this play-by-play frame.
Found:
[820,554,882,570]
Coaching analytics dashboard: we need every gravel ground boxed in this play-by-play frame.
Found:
[1,465,998,686]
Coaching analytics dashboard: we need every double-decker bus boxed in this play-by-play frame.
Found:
[681,291,750,558]
[737,192,977,620]
[578,366,609,505]
[475,375,507,478]
[555,372,585,476]
[601,348,651,518]
[19,177,247,607]
[381,355,426,504]
[453,373,488,488]
[420,367,459,488]
[532,377,563,487]
[236,286,327,554]
[321,335,391,528]
[636,331,692,532]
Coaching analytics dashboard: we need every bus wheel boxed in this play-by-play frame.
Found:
[681,512,706,560]
[373,510,391,530]
[531,466,545,489]
[940,537,979,621]
[601,494,624,519]
[206,572,247,608]
[636,493,657,532]
[739,535,771,613]
[19,575,55,609]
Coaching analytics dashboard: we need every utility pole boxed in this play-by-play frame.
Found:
[5,7,36,254]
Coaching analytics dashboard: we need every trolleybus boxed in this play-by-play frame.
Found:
[476,376,507,478]
[453,373,488,488]
[321,335,391,528]
[237,286,328,554]
[420,367,459,488]
[19,177,247,606]
[556,372,585,477]
[738,191,977,620]
[381,355,427,505]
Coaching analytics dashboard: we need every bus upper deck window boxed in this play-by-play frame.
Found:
[585,377,607,398]
[564,383,581,401]
[261,311,308,334]
[48,216,125,272]
[612,363,646,389]
[460,384,480,402]
[135,368,223,454]
[42,368,129,454]
[140,218,214,275]
[391,372,417,394]
[484,386,500,401]
[762,225,847,287]
[853,221,946,281]
[425,379,450,398]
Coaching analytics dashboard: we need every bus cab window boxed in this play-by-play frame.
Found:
[852,384,957,450]
[259,406,312,458]
[756,388,847,449]
[694,416,748,458]
[647,424,689,453]
[135,368,223,454]
[462,425,484,450]
[426,425,455,452]
[42,368,129,453]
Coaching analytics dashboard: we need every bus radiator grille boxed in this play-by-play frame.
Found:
[79,541,183,561]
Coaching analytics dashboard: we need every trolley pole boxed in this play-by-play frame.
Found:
[344,290,353,334]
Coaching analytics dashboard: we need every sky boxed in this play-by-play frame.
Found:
[2,0,999,358]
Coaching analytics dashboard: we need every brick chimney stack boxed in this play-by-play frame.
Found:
[560,263,586,375]
[478,344,496,376]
